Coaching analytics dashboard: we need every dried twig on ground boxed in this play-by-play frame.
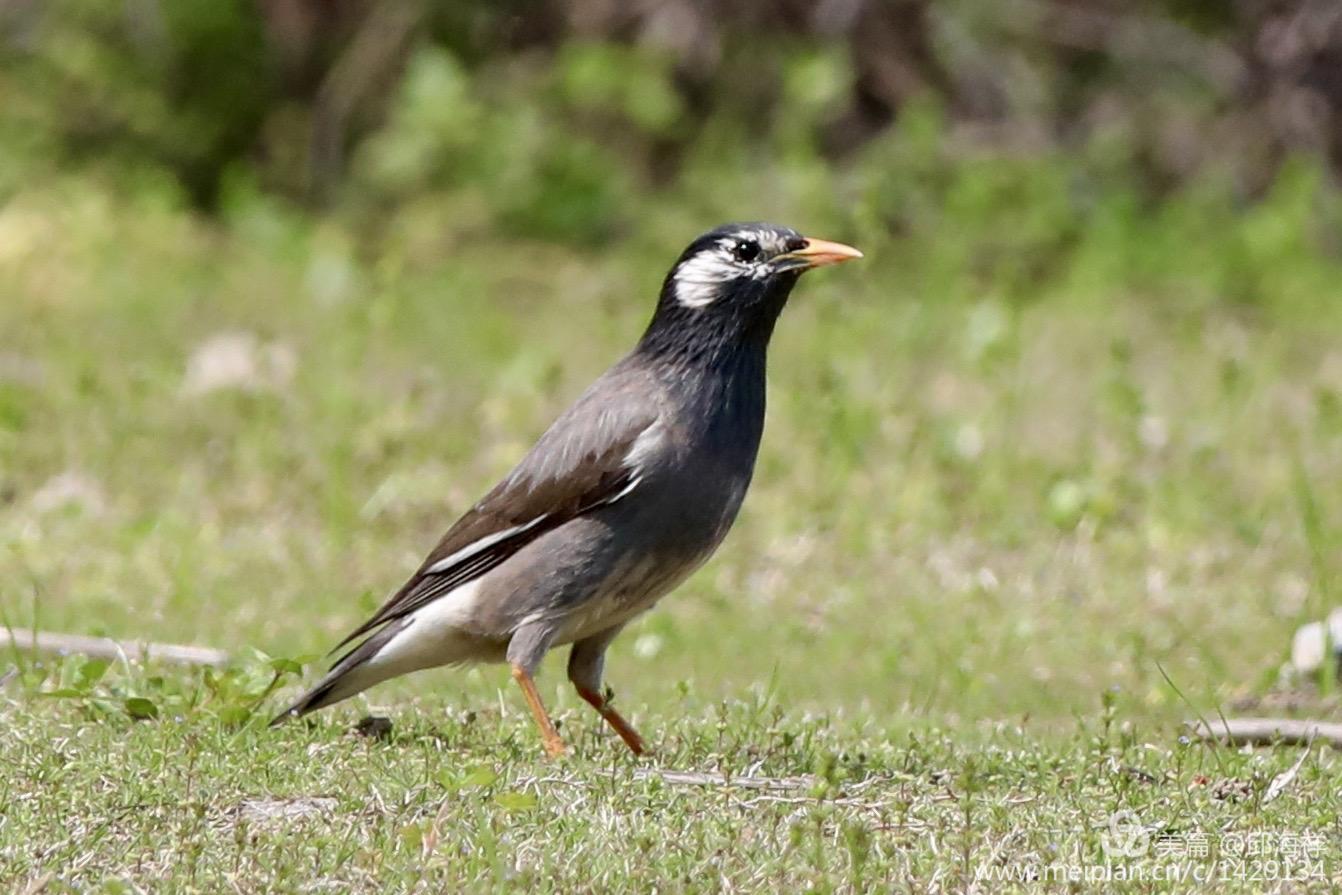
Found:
[1,627,230,667]
[1188,717,1342,749]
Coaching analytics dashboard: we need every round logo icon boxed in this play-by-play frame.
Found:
[1102,810,1150,859]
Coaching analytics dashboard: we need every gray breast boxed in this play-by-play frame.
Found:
[472,352,767,646]
[473,427,757,645]
[551,450,753,645]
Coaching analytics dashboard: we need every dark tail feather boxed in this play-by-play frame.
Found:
[268,676,345,727]
[268,618,411,727]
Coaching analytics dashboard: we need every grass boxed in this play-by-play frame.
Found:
[3,696,1339,891]
[3,152,1342,890]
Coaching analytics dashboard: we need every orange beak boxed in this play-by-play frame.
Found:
[777,237,864,270]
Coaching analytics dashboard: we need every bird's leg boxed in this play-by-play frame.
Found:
[510,662,566,758]
[573,684,645,755]
[568,627,645,755]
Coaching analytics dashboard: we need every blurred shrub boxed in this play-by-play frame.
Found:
[5,0,1342,217]
[556,43,684,138]
[0,0,273,205]
[2,0,1342,307]
[350,46,632,242]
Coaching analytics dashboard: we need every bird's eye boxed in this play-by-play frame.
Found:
[733,240,761,263]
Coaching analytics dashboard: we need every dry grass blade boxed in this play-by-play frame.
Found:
[1263,743,1312,804]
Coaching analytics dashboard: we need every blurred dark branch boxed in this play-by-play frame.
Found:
[308,0,424,204]
[825,0,947,154]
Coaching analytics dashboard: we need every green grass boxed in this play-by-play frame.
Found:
[3,153,1342,890]
[4,692,1339,891]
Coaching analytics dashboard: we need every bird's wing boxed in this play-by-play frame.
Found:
[331,379,661,652]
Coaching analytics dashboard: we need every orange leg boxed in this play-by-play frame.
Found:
[575,685,646,756]
[511,663,566,758]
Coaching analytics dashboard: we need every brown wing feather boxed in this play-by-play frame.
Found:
[330,390,659,652]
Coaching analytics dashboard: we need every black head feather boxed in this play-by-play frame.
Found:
[637,222,811,366]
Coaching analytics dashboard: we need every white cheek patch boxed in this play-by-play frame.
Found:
[673,232,783,309]
[673,248,740,308]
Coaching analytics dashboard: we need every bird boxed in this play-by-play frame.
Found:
[271,223,862,757]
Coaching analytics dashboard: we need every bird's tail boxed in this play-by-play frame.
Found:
[268,618,411,727]
[268,676,345,726]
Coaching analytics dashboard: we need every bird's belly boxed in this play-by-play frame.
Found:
[472,475,749,648]
[547,476,750,644]
[550,548,706,646]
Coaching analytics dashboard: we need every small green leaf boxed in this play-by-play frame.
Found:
[493,790,537,812]
[438,765,498,791]
[268,657,304,675]
[123,697,159,720]
[461,766,498,789]
[75,658,111,690]
[217,705,251,726]
[1047,479,1088,530]
[399,821,425,852]
[235,667,278,699]
[89,698,120,716]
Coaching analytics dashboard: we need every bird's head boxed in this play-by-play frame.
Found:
[641,222,862,362]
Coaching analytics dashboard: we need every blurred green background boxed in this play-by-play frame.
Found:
[4,0,1342,727]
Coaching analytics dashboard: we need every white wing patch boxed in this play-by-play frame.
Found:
[598,420,665,502]
[422,516,547,575]
[600,474,642,505]
[595,421,664,506]
[624,420,665,468]
[424,423,664,576]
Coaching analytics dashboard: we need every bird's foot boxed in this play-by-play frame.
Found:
[542,732,568,759]
[576,685,647,756]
